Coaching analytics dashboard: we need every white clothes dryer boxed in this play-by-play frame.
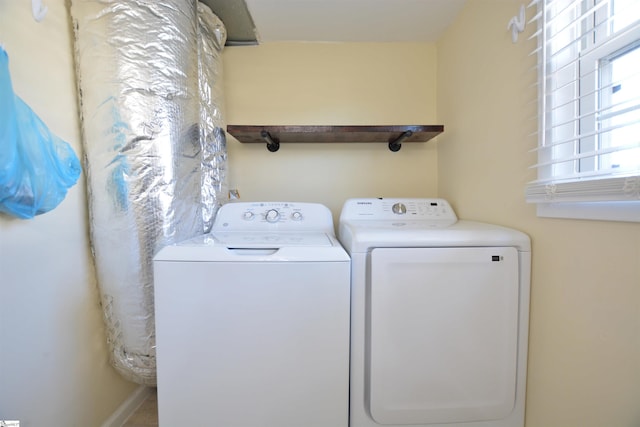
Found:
[154,202,350,427]
[338,198,531,427]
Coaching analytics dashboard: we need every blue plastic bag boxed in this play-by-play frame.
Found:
[0,47,81,219]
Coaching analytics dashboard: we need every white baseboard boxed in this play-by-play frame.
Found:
[101,385,153,427]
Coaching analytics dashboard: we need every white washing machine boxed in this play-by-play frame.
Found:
[338,198,531,427]
[153,202,350,427]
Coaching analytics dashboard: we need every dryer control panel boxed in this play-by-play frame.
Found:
[340,198,458,222]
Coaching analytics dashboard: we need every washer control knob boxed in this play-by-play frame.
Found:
[392,202,407,215]
[291,211,303,221]
[242,211,254,220]
[265,209,280,223]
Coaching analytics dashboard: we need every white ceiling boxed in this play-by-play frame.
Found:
[228,0,469,44]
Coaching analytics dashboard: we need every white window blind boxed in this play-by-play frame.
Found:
[526,0,640,216]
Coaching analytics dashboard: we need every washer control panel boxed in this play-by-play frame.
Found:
[340,198,458,222]
[212,202,334,232]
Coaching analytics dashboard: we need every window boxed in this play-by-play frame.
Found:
[526,0,640,222]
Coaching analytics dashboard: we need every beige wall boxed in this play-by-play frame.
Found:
[0,1,137,425]
[2,0,638,426]
[223,42,439,218]
[437,1,640,426]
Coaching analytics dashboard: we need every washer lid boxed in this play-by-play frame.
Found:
[212,231,334,248]
[153,231,350,262]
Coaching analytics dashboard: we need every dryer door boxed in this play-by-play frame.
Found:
[368,247,519,425]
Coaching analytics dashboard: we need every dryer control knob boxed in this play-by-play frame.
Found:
[265,209,280,223]
[392,202,407,215]
[291,211,303,221]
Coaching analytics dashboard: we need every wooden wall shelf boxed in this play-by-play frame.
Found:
[226,125,444,152]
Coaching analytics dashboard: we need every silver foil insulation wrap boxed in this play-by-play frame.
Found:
[198,2,228,232]
[70,0,227,385]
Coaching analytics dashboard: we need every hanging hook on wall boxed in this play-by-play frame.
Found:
[32,0,48,22]
[507,4,526,43]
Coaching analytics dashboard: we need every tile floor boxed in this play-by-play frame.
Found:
[123,388,158,427]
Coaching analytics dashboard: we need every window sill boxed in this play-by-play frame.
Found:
[536,201,640,223]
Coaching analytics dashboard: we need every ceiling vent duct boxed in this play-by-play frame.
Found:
[200,0,258,45]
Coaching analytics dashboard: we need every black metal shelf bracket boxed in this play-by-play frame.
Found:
[388,130,413,152]
[261,130,280,152]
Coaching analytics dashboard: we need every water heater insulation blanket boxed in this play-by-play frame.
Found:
[70,0,227,385]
